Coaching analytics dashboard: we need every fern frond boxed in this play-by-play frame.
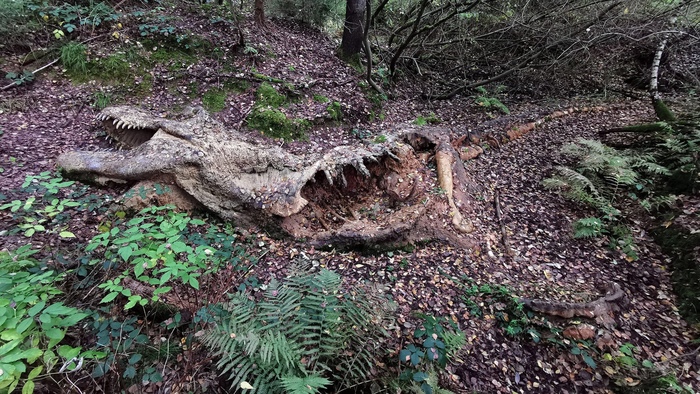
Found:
[202,263,394,393]
[280,375,332,394]
[573,217,605,238]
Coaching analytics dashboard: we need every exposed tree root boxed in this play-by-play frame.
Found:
[520,282,626,328]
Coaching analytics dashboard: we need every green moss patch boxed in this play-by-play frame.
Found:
[326,101,342,121]
[247,108,309,141]
[202,88,227,112]
[256,82,287,107]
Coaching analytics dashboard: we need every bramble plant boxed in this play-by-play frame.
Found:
[0,245,100,393]
[5,71,35,86]
[86,204,256,310]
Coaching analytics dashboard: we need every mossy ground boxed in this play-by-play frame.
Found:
[202,88,227,112]
[245,82,309,140]
[247,108,309,141]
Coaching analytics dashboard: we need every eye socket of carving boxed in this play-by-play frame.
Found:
[101,116,158,149]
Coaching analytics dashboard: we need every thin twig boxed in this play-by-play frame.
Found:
[1,58,59,91]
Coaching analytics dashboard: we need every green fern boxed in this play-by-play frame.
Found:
[202,264,394,394]
[543,138,672,259]
[280,375,332,394]
[573,217,605,238]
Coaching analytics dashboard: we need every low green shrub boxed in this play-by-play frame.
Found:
[326,101,342,121]
[474,86,509,115]
[0,0,39,46]
[413,113,441,126]
[543,139,673,260]
[398,314,466,393]
[203,265,394,394]
[0,245,98,393]
[85,205,255,310]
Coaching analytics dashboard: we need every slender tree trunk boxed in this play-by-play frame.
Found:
[649,17,677,122]
[254,0,265,26]
[339,0,366,61]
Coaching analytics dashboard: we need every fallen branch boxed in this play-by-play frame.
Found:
[1,58,59,91]
[494,188,513,256]
[435,141,473,233]
[520,282,626,328]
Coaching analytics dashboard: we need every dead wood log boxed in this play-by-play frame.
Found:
[520,282,626,329]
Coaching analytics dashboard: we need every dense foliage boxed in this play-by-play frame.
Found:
[202,265,395,394]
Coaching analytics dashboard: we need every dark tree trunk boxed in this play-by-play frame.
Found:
[339,0,366,61]
[254,0,265,26]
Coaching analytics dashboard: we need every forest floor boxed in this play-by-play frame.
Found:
[1,4,699,393]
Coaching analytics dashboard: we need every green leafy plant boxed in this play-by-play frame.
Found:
[543,139,672,259]
[90,315,154,381]
[0,245,98,393]
[0,172,89,238]
[326,101,342,121]
[474,86,509,115]
[86,205,254,310]
[202,265,394,394]
[398,314,465,393]
[656,115,700,193]
[0,0,38,45]
[413,113,441,126]
[5,71,35,86]
[31,1,118,35]
[569,341,597,369]
[572,217,605,238]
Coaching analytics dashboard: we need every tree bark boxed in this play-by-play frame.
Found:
[339,0,367,61]
[254,0,265,26]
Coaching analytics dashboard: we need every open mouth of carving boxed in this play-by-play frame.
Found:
[97,112,159,149]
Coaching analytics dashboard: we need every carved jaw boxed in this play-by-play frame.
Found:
[97,106,163,149]
[56,106,187,182]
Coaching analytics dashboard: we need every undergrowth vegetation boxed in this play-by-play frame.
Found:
[544,106,700,263]
[2,0,699,392]
[203,265,394,393]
